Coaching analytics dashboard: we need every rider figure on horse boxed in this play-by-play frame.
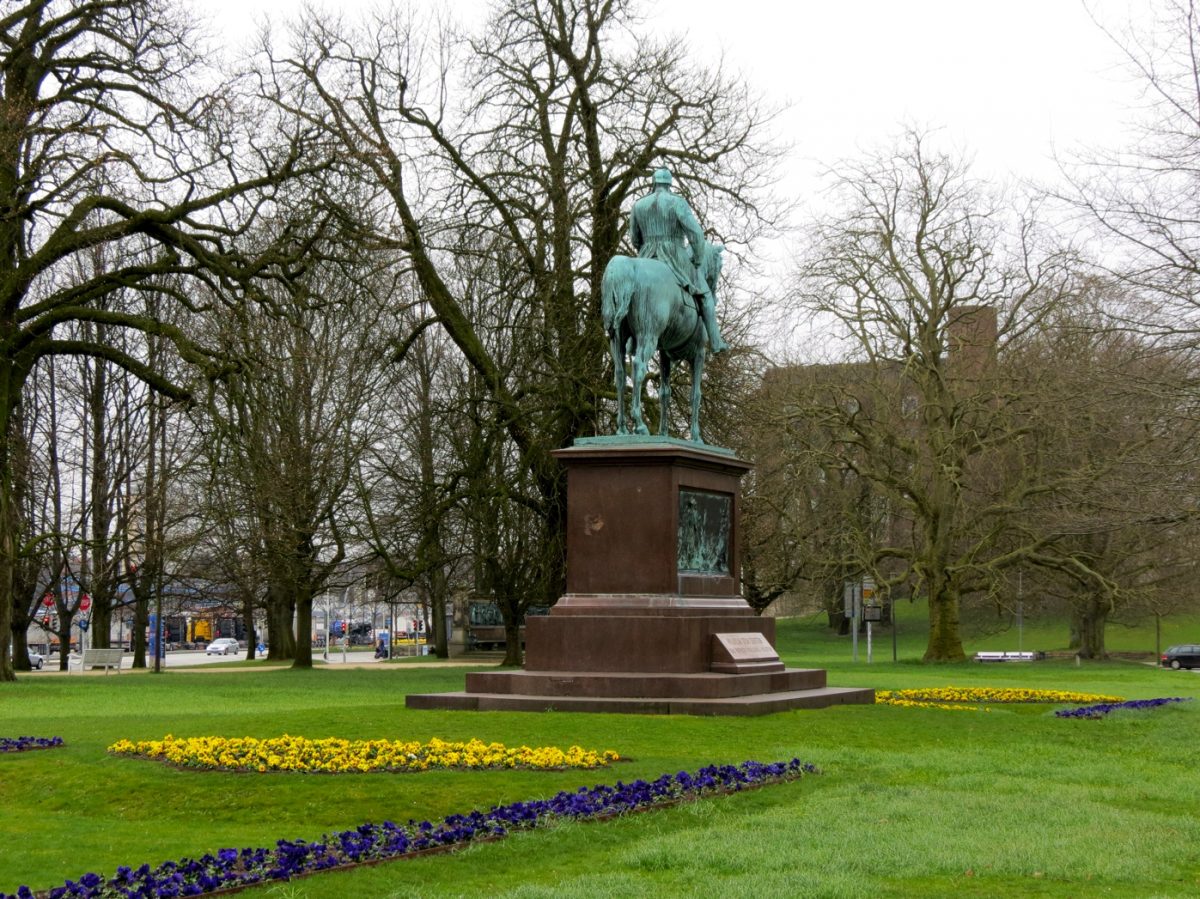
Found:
[629,167,729,355]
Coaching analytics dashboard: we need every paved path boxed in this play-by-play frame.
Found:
[27,649,501,675]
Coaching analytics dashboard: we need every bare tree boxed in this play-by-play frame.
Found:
[260,0,784,630]
[0,0,322,681]
[740,365,889,623]
[1004,290,1200,657]
[1068,1,1200,336]
[355,313,469,660]
[196,243,401,668]
[783,132,1076,661]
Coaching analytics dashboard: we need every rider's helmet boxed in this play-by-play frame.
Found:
[652,167,672,187]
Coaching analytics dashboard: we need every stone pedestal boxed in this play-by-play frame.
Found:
[406,438,873,715]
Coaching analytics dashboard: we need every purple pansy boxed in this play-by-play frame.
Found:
[1055,697,1192,719]
[0,736,64,753]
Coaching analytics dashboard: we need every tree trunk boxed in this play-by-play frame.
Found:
[0,398,17,681]
[90,597,112,648]
[428,564,450,659]
[267,585,295,660]
[431,593,447,659]
[243,600,257,660]
[54,621,72,670]
[924,581,966,662]
[87,353,114,649]
[9,615,30,672]
[292,587,313,669]
[132,590,149,668]
[1072,597,1108,659]
[502,616,522,667]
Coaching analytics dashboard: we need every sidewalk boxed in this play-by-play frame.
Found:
[29,657,500,675]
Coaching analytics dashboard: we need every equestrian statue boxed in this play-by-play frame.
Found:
[601,167,727,442]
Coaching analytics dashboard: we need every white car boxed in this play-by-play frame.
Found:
[205,638,240,656]
[28,651,44,670]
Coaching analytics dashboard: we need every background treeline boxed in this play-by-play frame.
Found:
[3,0,1198,678]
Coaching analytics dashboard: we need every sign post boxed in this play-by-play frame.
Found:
[844,581,860,662]
[862,577,875,664]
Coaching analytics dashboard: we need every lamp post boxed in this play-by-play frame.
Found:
[342,586,350,663]
[1017,570,1024,654]
[322,596,330,661]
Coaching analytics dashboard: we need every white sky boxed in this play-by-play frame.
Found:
[196,0,1157,354]
[198,0,1151,196]
[660,0,1147,198]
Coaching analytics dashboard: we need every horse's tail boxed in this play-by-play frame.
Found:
[601,255,636,335]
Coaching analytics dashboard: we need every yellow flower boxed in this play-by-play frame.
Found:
[108,734,620,774]
[876,687,1123,710]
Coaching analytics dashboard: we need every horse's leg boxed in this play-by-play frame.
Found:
[658,350,672,437]
[689,348,705,442]
[611,329,627,434]
[630,336,654,436]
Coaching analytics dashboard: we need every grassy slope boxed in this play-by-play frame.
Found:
[1,612,1198,898]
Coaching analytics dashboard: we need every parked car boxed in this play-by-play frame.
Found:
[1160,644,1200,670]
[205,638,240,656]
[27,650,44,670]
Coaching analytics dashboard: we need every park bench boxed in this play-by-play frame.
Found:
[973,651,1043,663]
[71,647,124,674]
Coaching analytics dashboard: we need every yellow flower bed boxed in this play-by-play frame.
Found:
[876,687,1124,712]
[107,735,620,774]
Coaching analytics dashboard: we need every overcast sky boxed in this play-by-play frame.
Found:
[199,0,1150,194]
[196,0,1157,353]
[662,0,1148,194]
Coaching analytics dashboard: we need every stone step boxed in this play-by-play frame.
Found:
[465,667,827,699]
[406,686,875,716]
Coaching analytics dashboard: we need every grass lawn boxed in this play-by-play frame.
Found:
[2,613,1198,898]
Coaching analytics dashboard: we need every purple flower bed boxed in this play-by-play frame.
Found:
[0,737,63,754]
[1055,697,1192,719]
[1,758,816,899]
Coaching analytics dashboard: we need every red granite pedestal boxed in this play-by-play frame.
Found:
[406,438,873,715]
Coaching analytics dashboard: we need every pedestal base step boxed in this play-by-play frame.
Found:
[406,685,874,716]
[465,668,826,699]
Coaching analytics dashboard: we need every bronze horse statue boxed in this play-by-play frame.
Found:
[601,241,723,441]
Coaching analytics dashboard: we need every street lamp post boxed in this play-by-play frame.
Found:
[322,597,330,661]
[342,586,350,663]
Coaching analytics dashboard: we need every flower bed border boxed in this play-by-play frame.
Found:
[1,759,818,899]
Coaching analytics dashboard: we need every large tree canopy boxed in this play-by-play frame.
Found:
[0,0,322,680]
[782,132,1076,661]
[260,0,783,657]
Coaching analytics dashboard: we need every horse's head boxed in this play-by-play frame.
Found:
[700,242,724,297]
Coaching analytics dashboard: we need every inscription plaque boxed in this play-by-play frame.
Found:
[710,632,784,674]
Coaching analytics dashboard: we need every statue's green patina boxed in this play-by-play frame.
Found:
[678,490,732,575]
[601,167,726,442]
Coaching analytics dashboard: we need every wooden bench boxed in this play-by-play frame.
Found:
[72,647,124,674]
[973,651,1042,663]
